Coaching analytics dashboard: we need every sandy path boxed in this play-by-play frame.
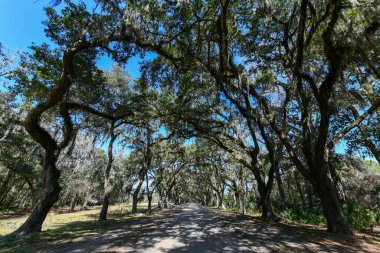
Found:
[45,203,370,253]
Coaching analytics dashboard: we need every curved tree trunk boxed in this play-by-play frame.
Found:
[11,154,61,236]
[9,41,83,237]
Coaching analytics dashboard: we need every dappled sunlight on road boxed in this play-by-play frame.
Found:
[47,204,367,253]
[114,203,257,253]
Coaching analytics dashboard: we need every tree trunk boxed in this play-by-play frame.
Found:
[275,168,288,210]
[132,192,139,213]
[239,190,246,215]
[11,155,61,236]
[257,182,275,219]
[70,194,77,212]
[218,184,225,209]
[132,180,144,213]
[157,200,162,208]
[234,190,240,208]
[82,189,91,210]
[132,128,151,213]
[218,191,225,209]
[147,194,153,211]
[250,164,276,219]
[260,191,274,219]
[13,38,86,237]
[314,175,352,235]
[99,194,110,220]
[99,124,116,221]
[294,171,307,210]
[214,192,220,208]
[165,178,176,204]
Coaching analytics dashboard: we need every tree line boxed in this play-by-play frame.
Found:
[0,0,379,237]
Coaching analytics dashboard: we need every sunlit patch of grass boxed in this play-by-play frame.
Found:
[0,204,132,236]
[0,203,149,253]
[0,217,27,236]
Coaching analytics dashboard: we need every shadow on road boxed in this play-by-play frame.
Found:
[40,204,373,253]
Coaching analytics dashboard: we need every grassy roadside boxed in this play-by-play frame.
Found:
[212,206,380,252]
[0,204,148,253]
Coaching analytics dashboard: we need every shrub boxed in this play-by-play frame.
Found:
[246,200,261,213]
[344,202,378,231]
[280,207,325,225]
[224,191,238,211]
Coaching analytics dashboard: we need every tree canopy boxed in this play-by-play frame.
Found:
[0,0,379,239]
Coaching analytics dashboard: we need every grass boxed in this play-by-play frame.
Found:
[0,203,148,253]
[220,206,380,252]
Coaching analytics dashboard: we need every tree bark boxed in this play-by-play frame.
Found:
[239,190,246,215]
[70,194,77,212]
[147,194,153,211]
[257,182,275,219]
[217,187,225,209]
[234,190,239,208]
[275,168,288,210]
[132,180,144,213]
[99,123,116,221]
[132,128,152,213]
[11,154,61,236]
[10,41,83,236]
[313,173,352,235]
[248,163,276,219]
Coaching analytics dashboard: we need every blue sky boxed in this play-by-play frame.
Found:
[0,1,48,50]
[0,0,144,78]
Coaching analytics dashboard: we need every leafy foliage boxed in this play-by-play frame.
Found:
[0,0,379,237]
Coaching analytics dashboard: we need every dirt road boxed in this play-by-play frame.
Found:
[46,203,369,253]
